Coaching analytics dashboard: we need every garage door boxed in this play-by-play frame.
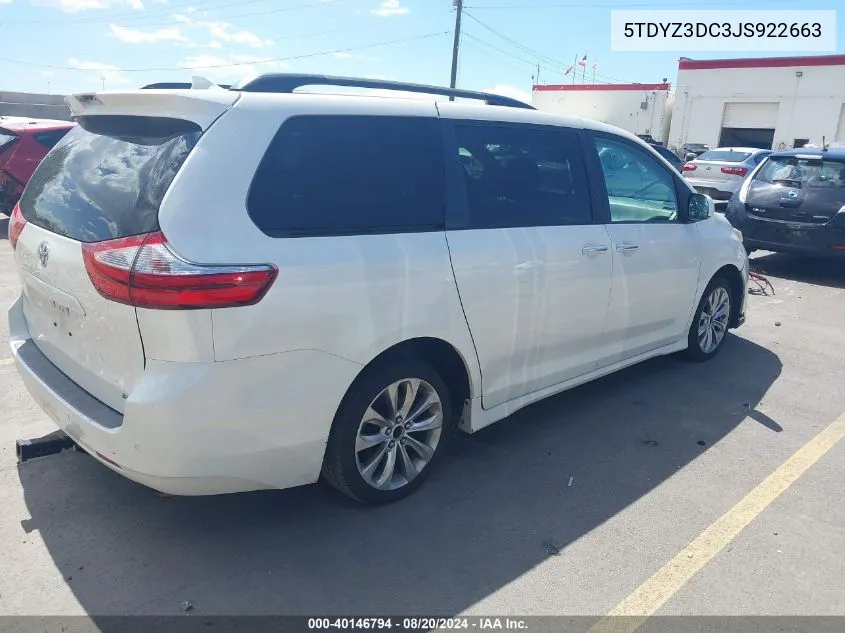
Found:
[836,104,845,142]
[723,102,779,128]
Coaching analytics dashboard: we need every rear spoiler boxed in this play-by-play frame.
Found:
[66,76,238,130]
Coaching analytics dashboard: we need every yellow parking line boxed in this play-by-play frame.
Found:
[590,412,845,633]
[0,358,14,366]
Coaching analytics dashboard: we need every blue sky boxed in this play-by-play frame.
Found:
[0,0,842,99]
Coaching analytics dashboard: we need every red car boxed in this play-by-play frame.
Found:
[1,117,75,214]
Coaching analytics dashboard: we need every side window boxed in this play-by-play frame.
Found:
[33,129,71,150]
[753,152,769,165]
[247,116,444,236]
[594,136,678,223]
[454,123,592,229]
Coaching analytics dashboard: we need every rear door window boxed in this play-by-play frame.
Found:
[247,115,445,237]
[19,116,201,243]
[0,132,19,152]
[453,122,592,228]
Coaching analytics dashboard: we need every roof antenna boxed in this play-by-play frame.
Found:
[822,135,829,151]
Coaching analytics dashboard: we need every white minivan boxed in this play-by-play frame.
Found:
[8,75,748,504]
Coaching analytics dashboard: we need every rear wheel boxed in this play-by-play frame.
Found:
[322,358,452,504]
[685,278,732,362]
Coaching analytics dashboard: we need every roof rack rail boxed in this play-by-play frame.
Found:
[229,73,535,109]
[141,82,232,90]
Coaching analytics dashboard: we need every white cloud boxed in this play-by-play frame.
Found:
[170,12,270,48]
[42,70,55,77]
[109,24,188,44]
[370,0,408,17]
[484,84,532,105]
[201,21,272,48]
[68,57,131,86]
[33,0,143,11]
[0,0,13,5]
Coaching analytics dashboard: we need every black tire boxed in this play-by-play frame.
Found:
[684,277,733,362]
[322,358,453,504]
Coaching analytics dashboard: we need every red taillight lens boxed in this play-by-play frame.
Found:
[682,164,697,172]
[8,202,26,249]
[721,166,748,176]
[82,232,277,310]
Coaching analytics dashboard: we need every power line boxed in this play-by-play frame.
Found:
[0,31,450,73]
[462,10,642,84]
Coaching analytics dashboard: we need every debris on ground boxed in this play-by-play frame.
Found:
[775,321,782,327]
[542,541,561,556]
[643,440,659,447]
[697,440,706,446]
[749,269,775,296]
[181,601,194,612]
[567,476,574,487]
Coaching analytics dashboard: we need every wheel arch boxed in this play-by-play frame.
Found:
[712,264,744,328]
[335,337,475,430]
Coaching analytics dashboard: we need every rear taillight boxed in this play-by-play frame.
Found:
[8,202,26,249]
[82,232,277,310]
[721,166,748,176]
[682,164,697,172]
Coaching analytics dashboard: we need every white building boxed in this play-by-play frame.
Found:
[668,54,845,153]
[532,83,673,143]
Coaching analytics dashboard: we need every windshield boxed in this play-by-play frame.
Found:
[755,156,845,189]
[698,150,752,162]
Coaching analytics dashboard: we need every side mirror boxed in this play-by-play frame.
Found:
[688,193,712,221]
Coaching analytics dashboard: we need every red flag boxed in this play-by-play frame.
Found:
[578,56,587,67]
[563,66,574,76]
[591,62,597,70]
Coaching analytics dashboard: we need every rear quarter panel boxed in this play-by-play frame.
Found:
[157,94,481,395]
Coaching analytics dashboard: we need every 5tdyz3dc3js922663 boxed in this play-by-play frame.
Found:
[8,75,748,504]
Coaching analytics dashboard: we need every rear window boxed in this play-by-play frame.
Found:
[755,156,845,189]
[247,115,444,237]
[33,128,72,151]
[19,116,200,243]
[698,150,752,162]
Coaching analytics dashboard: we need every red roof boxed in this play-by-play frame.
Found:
[679,54,845,70]
[533,83,670,92]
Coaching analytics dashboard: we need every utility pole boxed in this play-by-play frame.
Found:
[449,0,463,99]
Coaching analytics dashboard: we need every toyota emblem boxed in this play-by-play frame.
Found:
[38,242,50,268]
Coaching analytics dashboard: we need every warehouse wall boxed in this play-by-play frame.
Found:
[532,84,672,142]
[668,60,845,152]
[0,92,72,121]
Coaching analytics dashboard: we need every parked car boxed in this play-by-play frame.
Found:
[683,147,771,206]
[680,142,711,160]
[725,148,845,257]
[0,118,75,215]
[649,143,685,172]
[7,75,748,504]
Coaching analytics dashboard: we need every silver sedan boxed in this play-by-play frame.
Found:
[682,147,771,206]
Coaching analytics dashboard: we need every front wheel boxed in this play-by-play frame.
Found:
[322,358,453,504]
[685,278,732,362]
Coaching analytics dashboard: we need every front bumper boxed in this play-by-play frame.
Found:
[9,294,361,495]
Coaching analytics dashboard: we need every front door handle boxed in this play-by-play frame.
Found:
[582,244,609,254]
[616,243,640,252]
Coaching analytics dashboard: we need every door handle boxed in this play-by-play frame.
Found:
[616,243,640,252]
[582,244,609,254]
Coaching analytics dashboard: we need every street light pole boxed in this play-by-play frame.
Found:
[449,0,463,99]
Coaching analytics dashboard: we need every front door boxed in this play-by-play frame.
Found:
[590,134,701,366]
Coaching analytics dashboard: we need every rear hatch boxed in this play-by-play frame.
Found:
[13,89,237,412]
[744,154,845,224]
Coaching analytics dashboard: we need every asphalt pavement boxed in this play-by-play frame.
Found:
[0,219,843,623]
